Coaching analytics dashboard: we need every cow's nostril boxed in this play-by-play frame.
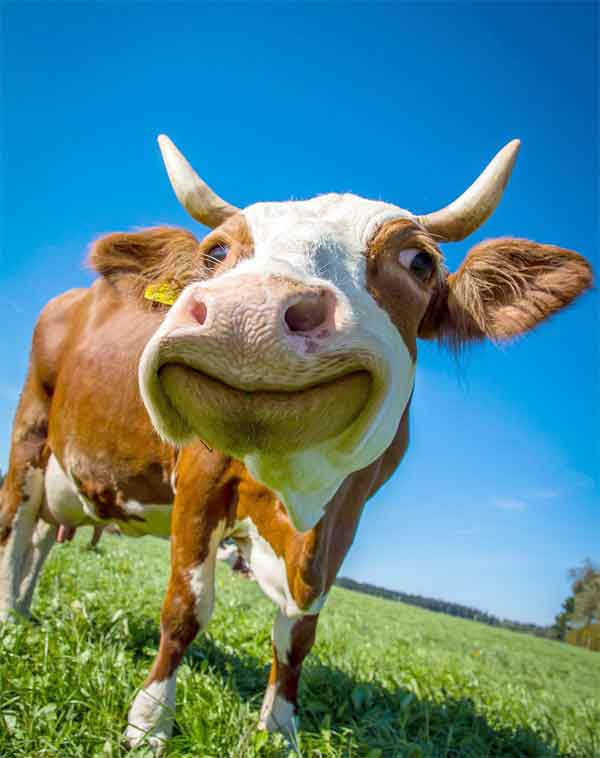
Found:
[191,300,208,326]
[284,294,328,333]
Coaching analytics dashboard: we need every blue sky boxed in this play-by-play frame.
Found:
[2,3,597,625]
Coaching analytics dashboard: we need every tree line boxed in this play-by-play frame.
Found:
[337,560,600,650]
[335,577,554,637]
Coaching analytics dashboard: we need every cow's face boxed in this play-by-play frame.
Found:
[140,195,442,527]
[139,136,592,530]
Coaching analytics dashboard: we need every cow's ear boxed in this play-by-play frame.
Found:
[418,237,593,345]
[89,227,199,280]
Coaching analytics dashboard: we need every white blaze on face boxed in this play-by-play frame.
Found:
[231,194,416,530]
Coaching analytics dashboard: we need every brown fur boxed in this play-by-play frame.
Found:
[201,213,255,273]
[87,214,256,308]
[419,237,593,346]
[1,213,592,739]
[88,227,204,304]
[149,448,239,682]
[45,281,175,513]
[367,219,444,362]
[267,615,319,710]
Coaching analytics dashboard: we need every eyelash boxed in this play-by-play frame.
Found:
[397,247,435,283]
[206,243,229,266]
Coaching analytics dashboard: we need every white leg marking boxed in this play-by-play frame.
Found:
[125,675,176,752]
[17,520,55,616]
[234,517,325,616]
[0,467,44,622]
[272,610,295,663]
[187,523,224,628]
[259,683,297,736]
[259,610,298,735]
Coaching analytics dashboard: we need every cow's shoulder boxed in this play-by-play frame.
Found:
[32,287,91,392]
[36,287,89,333]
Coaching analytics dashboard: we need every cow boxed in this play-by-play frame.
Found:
[0,135,592,752]
[216,541,254,579]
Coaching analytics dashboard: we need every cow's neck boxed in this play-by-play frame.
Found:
[261,407,412,613]
[243,368,415,532]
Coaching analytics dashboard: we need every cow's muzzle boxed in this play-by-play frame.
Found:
[142,273,375,455]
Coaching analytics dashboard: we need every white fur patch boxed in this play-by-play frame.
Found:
[17,520,55,616]
[232,517,325,617]
[238,195,415,530]
[187,522,225,627]
[259,683,297,735]
[125,675,176,751]
[0,466,45,622]
[42,454,172,538]
[272,610,295,663]
[43,454,86,528]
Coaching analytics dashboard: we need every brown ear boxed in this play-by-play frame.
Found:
[419,237,593,345]
[88,227,204,301]
[88,227,199,280]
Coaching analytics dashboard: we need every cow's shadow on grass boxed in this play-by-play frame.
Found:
[122,622,564,758]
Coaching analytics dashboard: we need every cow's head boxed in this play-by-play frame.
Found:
[137,136,592,530]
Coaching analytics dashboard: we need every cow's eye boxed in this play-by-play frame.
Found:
[206,243,229,265]
[398,248,435,282]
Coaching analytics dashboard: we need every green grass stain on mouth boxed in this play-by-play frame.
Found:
[1,530,598,757]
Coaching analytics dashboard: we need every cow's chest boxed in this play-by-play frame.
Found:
[42,454,173,538]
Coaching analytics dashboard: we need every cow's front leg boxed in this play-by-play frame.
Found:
[259,611,319,738]
[125,524,225,752]
[16,519,56,617]
[0,370,52,623]
[0,467,48,622]
[125,577,200,752]
[125,450,233,753]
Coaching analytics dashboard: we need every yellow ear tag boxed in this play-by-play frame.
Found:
[144,281,181,306]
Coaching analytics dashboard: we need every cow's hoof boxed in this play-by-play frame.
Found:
[125,679,175,754]
[0,607,32,625]
[258,685,298,741]
[124,727,168,755]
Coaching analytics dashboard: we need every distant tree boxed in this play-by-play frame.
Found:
[552,595,575,640]
[567,559,600,627]
[574,576,600,626]
[569,559,599,593]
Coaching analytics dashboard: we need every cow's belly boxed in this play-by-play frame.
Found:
[41,454,172,539]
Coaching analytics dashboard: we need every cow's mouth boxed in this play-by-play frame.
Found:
[157,363,372,455]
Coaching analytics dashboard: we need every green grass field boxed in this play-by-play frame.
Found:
[1,533,598,757]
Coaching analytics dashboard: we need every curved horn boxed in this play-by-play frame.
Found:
[418,139,521,243]
[157,134,239,228]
